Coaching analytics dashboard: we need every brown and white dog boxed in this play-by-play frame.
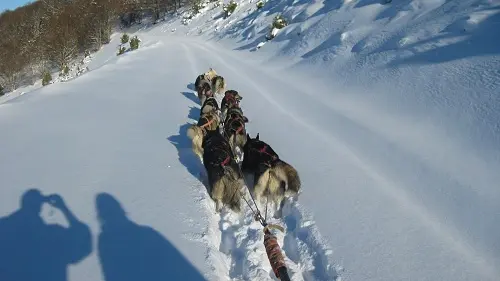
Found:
[221,90,243,121]
[200,96,220,115]
[202,129,244,213]
[211,75,226,96]
[195,68,218,92]
[187,110,221,161]
[197,79,213,106]
[204,68,218,82]
[241,133,301,218]
[223,105,249,159]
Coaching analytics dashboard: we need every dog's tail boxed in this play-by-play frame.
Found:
[214,76,225,94]
[187,124,203,140]
[269,160,301,198]
[223,176,243,213]
[219,76,226,91]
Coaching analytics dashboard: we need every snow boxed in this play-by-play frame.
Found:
[1,0,499,281]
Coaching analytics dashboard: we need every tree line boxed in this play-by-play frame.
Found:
[0,0,192,93]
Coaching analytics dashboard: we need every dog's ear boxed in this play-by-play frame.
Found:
[246,133,251,141]
[256,133,259,140]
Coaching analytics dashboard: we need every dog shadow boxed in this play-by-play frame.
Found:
[186,83,195,91]
[181,91,199,105]
[167,123,203,180]
[167,123,212,198]
[188,106,200,121]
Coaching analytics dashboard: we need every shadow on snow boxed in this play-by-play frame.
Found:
[95,192,207,281]
[0,189,91,281]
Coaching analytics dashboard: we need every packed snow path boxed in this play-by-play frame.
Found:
[0,32,499,281]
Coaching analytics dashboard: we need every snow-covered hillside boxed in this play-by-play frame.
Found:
[1,0,499,281]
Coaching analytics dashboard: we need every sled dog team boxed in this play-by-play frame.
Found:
[187,68,301,218]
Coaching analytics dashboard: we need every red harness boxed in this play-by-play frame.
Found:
[221,155,230,166]
[259,145,278,162]
[224,94,239,108]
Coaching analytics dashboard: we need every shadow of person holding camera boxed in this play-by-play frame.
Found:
[96,192,207,281]
[0,189,92,281]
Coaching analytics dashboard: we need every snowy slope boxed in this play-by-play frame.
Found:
[1,0,500,281]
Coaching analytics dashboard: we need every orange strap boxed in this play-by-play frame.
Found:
[200,117,215,129]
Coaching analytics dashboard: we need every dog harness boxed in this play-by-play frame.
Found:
[226,112,245,122]
[209,147,232,168]
[199,116,216,131]
[255,144,279,167]
[224,117,245,135]
[221,155,230,166]
[224,93,239,107]
[203,97,218,108]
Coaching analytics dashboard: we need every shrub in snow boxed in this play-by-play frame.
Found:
[42,71,52,86]
[117,46,127,56]
[192,0,207,14]
[223,1,238,18]
[256,0,264,9]
[121,33,130,44]
[129,36,140,50]
[182,14,192,25]
[58,65,71,82]
[0,84,4,96]
[62,65,69,76]
[265,15,288,41]
[272,14,288,29]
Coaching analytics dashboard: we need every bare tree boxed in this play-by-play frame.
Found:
[0,0,194,91]
[44,6,78,69]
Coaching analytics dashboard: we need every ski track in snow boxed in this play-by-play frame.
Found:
[179,42,340,281]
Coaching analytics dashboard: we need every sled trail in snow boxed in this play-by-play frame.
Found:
[177,48,340,279]
[188,169,341,281]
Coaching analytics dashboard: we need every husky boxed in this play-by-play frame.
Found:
[187,110,221,160]
[241,133,301,218]
[223,106,249,157]
[221,90,243,120]
[225,107,249,124]
[223,116,247,157]
[197,80,213,105]
[200,96,220,115]
[204,68,218,82]
[211,75,226,96]
[194,74,205,92]
[202,129,244,213]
